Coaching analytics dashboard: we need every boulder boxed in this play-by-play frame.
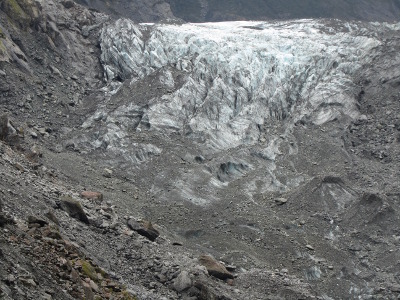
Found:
[0,214,14,227]
[198,255,234,280]
[275,198,287,205]
[173,271,192,292]
[127,219,159,241]
[80,191,103,201]
[27,215,48,227]
[59,196,89,224]
[44,210,60,225]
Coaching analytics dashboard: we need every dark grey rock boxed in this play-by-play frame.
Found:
[58,196,89,224]
[28,215,48,227]
[127,219,160,241]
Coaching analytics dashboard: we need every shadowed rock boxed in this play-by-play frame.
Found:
[127,219,160,241]
[59,196,89,224]
[28,215,48,227]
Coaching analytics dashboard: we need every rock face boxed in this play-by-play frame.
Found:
[75,0,400,23]
[75,0,175,22]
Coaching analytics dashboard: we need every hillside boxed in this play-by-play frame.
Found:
[1,0,400,299]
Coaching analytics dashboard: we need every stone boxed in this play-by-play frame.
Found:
[80,191,103,201]
[42,293,52,300]
[19,278,37,287]
[306,244,314,251]
[173,271,192,292]
[390,284,400,292]
[44,211,60,226]
[198,255,234,280]
[155,273,167,283]
[14,163,25,172]
[89,280,99,292]
[0,214,14,227]
[59,196,89,224]
[62,0,74,9]
[127,219,160,241]
[82,282,94,300]
[28,216,48,227]
[275,198,288,205]
[49,65,63,77]
[103,168,113,178]
[42,227,62,240]
[30,131,38,138]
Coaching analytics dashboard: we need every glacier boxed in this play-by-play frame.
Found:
[96,19,390,151]
[73,18,400,204]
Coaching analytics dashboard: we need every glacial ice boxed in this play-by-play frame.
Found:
[99,19,388,151]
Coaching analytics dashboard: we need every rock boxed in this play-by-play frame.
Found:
[62,0,75,9]
[14,163,25,172]
[80,191,103,201]
[59,196,89,224]
[27,215,48,227]
[42,293,52,300]
[225,265,237,272]
[306,244,314,251]
[28,129,38,139]
[198,255,234,280]
[19,278,37,287]
[42,227,62,240]
[0,114,13,140]
[89,280,99,292]
[49,65,63,77]
[173,271,192,292]
[44,211,60,226]
[82,281,94,300]
[127,219,160,241]
[0,214,14,227]
[155,273,168,283]
[103,168,113,178]
[390,284,400,292]
[275,198,288,205]
[187,286,200,297]
[226,279,234,286]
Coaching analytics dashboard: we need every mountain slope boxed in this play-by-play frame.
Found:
[76,0,400,23]
[168,0,400,22]
[1,1,400,300]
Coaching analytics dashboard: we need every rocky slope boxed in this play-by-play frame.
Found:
[1,0,400,300]
[75,0,400,23]
[167,0,400,22]
[75,0,175,23]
